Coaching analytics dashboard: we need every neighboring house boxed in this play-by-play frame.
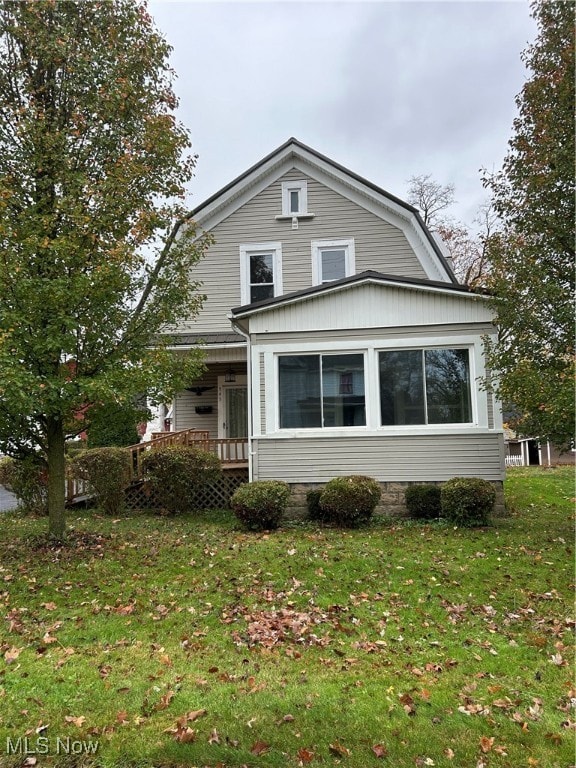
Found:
[504,427,575,467]
[166,138,505,511]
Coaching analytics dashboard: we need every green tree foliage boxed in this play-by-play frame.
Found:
[483,0,575,446]
[86,401,148,448]
[0,1,209,539]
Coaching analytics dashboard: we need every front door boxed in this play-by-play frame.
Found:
[218,375,248,439]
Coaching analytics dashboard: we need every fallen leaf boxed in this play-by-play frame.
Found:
[208,728,220,745]
[186,709,207,722]
[4,646,22,664]
[174,727,196,743]
[329,741,350,757]
[64,715,86,728]
[372,743,388,758]
[154,690,174,711]
[250,740,270,756]
[116,710,129,724]
[479,735,494,753]
[298,747,315,763]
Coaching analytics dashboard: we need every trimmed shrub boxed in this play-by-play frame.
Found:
[319,475,381,527]
[0,456,48,515]
[306,488,325,521]
[71,448,132,515]
[142,445,222,515]
[440,477,496,527]
[230,480,291,530]
[405,484,442,520]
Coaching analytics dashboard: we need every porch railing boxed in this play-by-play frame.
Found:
[127,429,211,480]
[505,455,524,467]
[66,428,248,503]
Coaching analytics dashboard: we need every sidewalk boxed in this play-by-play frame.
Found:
[0,485,17,512]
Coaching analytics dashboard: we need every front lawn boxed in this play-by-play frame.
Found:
[0,467,573,767]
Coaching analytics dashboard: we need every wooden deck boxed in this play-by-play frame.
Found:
[66,429,248,504]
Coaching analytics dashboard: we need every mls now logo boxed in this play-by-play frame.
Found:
[6,737,99,755]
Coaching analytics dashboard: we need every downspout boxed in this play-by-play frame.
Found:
[229,316,254,482]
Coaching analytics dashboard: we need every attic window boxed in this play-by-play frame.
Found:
[281,180,307,215]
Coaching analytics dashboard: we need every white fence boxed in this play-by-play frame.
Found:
[505,455,524,467]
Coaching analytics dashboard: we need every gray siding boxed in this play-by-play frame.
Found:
[178,170,427,334]
[254,433,505,483]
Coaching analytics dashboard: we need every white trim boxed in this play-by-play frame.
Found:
[239,242,283,306]
[311,238,356,285]
[281,179,308,215]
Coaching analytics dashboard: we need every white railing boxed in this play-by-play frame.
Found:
[505,455,524,467]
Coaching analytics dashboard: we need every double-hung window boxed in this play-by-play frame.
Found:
[240,242,282,305]
[312,239,355,285]
[278,353,366,429]
[379,348,472,426]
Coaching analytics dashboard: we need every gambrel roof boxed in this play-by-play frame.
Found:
[192,138,458,284]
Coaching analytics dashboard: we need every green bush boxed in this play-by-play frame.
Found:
[405,484,442,520]
[440,477,496,527]
[0,456,48,515]
[230,480,291,530]
[71,448,132,515]
[306,488,325,521]
[142,445,222,515]
[319,475,381,527]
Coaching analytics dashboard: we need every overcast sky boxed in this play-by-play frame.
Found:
[149,0,537,227]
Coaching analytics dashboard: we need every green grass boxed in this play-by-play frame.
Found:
[0,467,573,768]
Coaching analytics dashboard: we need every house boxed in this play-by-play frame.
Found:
[166,138,505,513]
[504,427,575,467]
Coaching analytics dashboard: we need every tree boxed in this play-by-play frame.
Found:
[86,401,148,448]
[482,0,575,447]
[407,174,455,229]
[0,1,209,539]
[407,174,494,287]
[436,203,498,288]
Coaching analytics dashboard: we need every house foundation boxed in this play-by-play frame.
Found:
[286,480,506,520]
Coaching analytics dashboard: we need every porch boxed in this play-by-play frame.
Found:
[66,428,248,505]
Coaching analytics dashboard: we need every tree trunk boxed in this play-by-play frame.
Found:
[46,415,66,540]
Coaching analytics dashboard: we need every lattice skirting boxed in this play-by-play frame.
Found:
[125,468,248,511]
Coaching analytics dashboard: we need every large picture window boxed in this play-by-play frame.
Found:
[279,353,366,429]
[379,348,472,425]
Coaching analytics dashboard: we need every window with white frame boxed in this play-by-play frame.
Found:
[311,239,355,285]
[281,180,307,216]
[278,353,366,429]
[379,348,472,426]
[240,242,282,305]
